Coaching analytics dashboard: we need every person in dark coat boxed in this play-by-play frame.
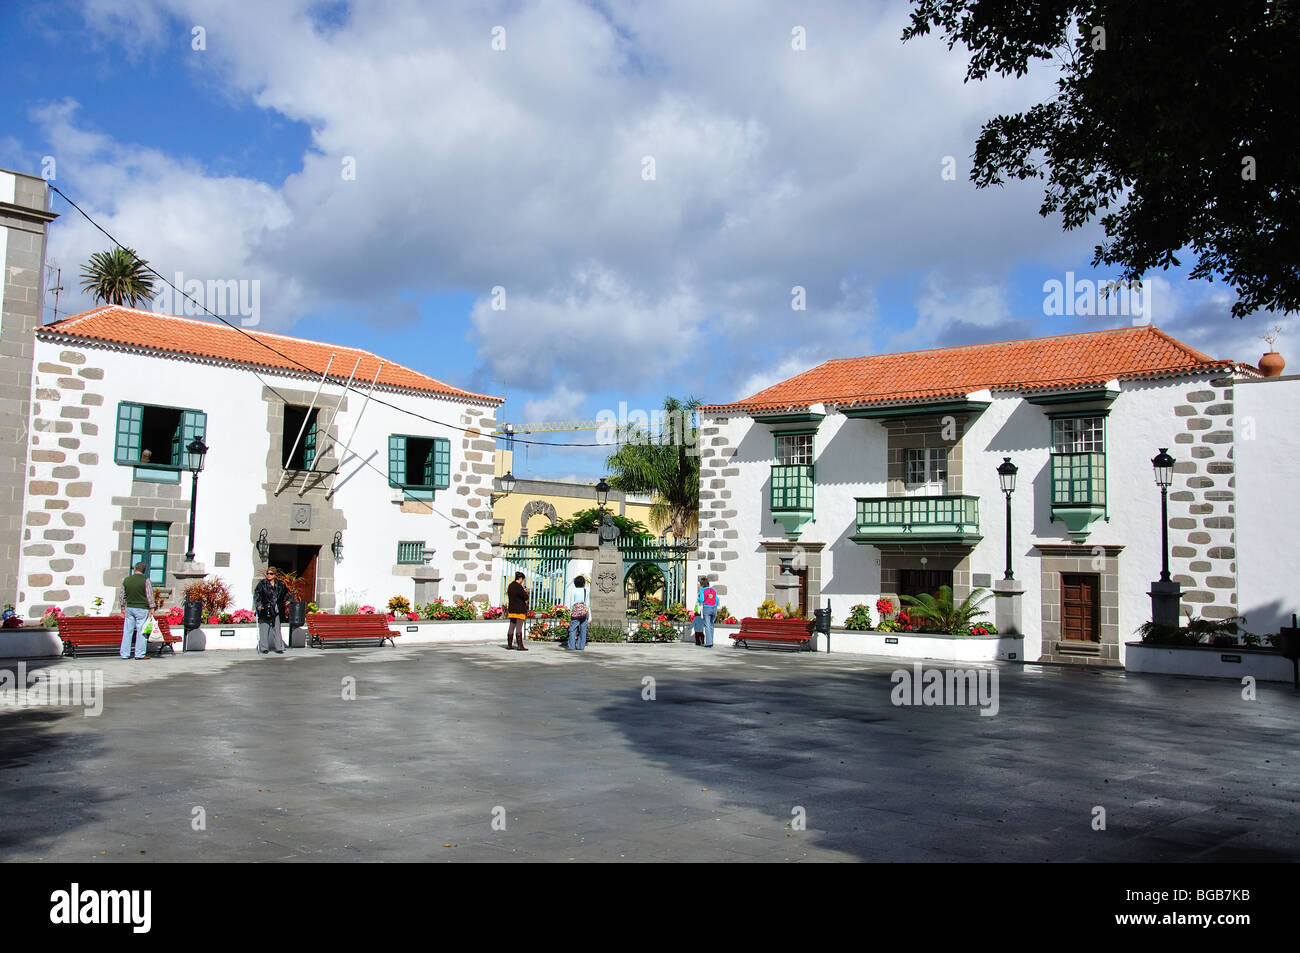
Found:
[506,571,529,651]
[253,568,290,654]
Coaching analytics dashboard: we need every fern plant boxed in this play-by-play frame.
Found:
[899,585,991,634]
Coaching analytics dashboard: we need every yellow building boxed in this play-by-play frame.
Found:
[490,450,665,540]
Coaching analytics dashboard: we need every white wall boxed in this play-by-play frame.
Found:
[1236,375,1300,634]
[17,337,497,618]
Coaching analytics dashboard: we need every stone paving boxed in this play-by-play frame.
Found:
[1,641,1297,862]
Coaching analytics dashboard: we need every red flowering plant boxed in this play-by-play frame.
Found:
[482,605,504,620]
[358,605,377,614]
[629,617,677,643]
[406,611,421,622]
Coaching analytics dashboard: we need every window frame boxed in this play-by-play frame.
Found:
[396,541,427,565]
[115,401,207,483]
[130,520,170,587]
[1049,413,1108,508]
[388,434,452,496]
[770,430,816,512]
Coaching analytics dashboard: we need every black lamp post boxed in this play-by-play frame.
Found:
[595,477,610,512]
[1151,448,1174,582]
[1148,447,1181,627]
[183,437,208,563]
[997,457,1018,580]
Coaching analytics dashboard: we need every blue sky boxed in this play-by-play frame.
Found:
[1,0,1285,481]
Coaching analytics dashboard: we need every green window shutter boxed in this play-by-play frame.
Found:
[432,437,450,489]
[115,403,144,464]
[388,435,406,487]
[180,410,207,470]
[303,414,317,470]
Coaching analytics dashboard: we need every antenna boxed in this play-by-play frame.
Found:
[45,262,64,323]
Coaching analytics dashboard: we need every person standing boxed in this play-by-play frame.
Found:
[695,575,719,647]
[566,575,590,651]
[118,562,155,660]
[506,571,529,651]
[253,568,290,655]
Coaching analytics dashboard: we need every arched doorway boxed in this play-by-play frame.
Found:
[624,561,666,614]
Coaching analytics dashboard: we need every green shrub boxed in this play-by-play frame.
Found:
[339,601,360,615]
[586,624,627,642]
[844,604,873,630]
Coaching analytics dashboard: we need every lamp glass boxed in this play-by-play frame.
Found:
[997,457,1018,494]
[595,477,610,507]
[186,437,208,473]
[1151,448,1175,488]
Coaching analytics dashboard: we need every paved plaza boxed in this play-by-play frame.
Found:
[1,642,1297,862]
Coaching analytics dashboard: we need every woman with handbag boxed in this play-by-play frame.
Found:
[253,568,289,654]
[566,574,590,651]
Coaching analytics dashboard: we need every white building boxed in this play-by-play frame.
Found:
[697,326,1293,666]
[13,305,502,619]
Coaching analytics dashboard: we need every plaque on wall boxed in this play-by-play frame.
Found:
[290,503,311,531]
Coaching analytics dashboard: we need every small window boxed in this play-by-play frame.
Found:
[388,435,451,492]
[115,402,206,470]
[905,448,947,485]
[131,521,169,586]
[282,405,319,470]
[775,433,813,465]
[396,541,426,564]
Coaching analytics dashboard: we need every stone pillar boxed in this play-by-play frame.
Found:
[577,522,625,628]
[1149,578,1182,628]
[993,577,1024,636]
[413,568,441,605]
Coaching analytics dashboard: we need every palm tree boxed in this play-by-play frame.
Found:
[79,247,156,307]
[899,585,992,634]
[604,395,700,539]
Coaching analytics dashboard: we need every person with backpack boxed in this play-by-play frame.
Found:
[566,574,590,651]
[695,575,719,647]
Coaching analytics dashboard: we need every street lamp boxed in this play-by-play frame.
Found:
[183,437,208,563]
[595,477,610,510]
[1149,447,1181,627]
[1151,448,1174,582]
[500,471,516,497]
[331,531,344,562]
[997,457,1018,580]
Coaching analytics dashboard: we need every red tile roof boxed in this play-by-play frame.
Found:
[38,306,502,404]
[704,326,1238,414]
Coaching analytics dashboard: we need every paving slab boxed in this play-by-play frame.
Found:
[1,642,1298,862]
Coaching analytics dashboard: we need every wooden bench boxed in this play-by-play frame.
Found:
[57,615,181,658]
[304,614,399,648]
[731,617,815,651]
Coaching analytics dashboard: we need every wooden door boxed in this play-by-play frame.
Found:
[1061,573,1100,641]
[295,547,318,603]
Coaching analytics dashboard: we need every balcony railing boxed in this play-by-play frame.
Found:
[852,494,981,544]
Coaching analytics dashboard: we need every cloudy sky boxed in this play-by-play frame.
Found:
[1,0,1287,480]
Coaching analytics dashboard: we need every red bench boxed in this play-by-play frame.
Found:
[304,614,399,648]
[57,615,180,658]
[731,617,815,651]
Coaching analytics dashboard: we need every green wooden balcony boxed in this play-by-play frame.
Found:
[850,494,982,547]
[770,464,814,538]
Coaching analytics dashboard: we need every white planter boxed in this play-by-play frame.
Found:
[715,625,1022,662]
[1124,641,1295,682]
[182,618,509,650]
[0,628,64,659]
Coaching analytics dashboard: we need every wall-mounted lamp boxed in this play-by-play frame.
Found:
[331,531,344,562]
[256,528,269,562]
[500,471,516,497]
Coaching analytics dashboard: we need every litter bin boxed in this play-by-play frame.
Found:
[812,602,832,653]
[182,599,205,652]
[288,601,308,648]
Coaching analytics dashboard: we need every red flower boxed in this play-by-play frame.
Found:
[208,615,219,624]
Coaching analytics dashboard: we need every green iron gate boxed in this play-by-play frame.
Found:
[499,535,571,610]
[498,534,694,612]
[617,535,694,609]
